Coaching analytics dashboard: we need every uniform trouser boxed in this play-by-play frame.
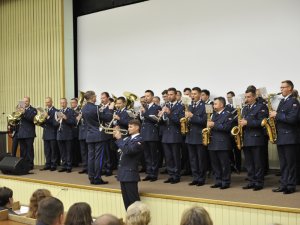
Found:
[296,144,300,185]
[57,140,72,170]
[88,141,106,181]
[181,141,191,173]
[72,137,81,166]
[144,141,159,178]
[243,146,264,187]
[120,182,140,210]
[262,136,269,172]
[209,150,231,186]
[79,140,88,171]
[43,140,58,168]
[104,140,112,173]
[19,138,34,169]
[277,144,297,190]
[11,135,19,157]
[229,138,241,171]
[187,144,207,183]
[163,143,181,180]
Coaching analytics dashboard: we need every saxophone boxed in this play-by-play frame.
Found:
[202,112,212,146]
[261,94,277,144]
[180,103,189,134]
[231,106,243,150]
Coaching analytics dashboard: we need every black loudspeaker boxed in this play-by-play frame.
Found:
[0,156,30,175]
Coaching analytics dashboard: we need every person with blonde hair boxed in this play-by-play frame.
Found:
[180,206,213,225]
[125,201,151,225]
[27,189,52,218]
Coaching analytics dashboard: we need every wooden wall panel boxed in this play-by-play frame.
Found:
[0,0,64,165]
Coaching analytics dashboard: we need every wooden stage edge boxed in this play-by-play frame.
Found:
[1,174,299,214]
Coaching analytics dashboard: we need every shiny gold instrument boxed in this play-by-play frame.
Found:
[34,107,48,126]
[78,91,85,109]
[123,91,139,110]
[180,96,192,135]
[7,110,23,126]
[100,125,128,135]
[231,106,243,150]
[261,94,277,144]
[202,104,214,146]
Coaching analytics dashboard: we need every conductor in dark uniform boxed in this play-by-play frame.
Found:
[41,97,58,171]
[18,96,37,170]
[114,119,143,210]
[140,90,161,182]
[56,98,76,173]
[81,91,112,185]
[208,97,233,189]
[240,88,268,191]
[270,80,300,194]
[159,87,185,184]
[185,87,207,186]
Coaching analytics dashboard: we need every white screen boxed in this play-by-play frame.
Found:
[77,0,300,99]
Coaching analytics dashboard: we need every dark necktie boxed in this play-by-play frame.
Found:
[193,103,197,108]
[170,103,173,109]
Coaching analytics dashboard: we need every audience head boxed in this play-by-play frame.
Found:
[94,214,121,225]
[37,197,64,225]
[180,206,213,225]
[0,187,13,208]
[65,202,93,225]
[27,189,52,219]
[126,201,151,225]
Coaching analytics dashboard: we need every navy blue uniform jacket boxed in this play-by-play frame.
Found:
[116,135,143,182]
[18,106,37,139]
[161,102,185,143]
[81,102,113,143]
[275,95,299,145]
[42,107,58,140]
[185,101,207,145]
[242,102,268,147]
[141,104,161,141]
[208,110,233,151]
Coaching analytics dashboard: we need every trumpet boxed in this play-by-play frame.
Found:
[100,125,128,135]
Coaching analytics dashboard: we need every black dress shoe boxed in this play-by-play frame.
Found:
[150,178,158,182]
[164,178,173,183]
[93,179,108,185]
[220,185,230,189]
[272,187,286,192]
[105,171,113,176]
[78,170,87,174]
[210,184,222,188]
[40,167,50,171]
[253,186,263,191]
[189,181,198,186]
[58,168,67,172]
[50,167,57,171]
[171,179,180,184]
[242,184,255,189]
[66,169,72,173]
[196,181,205,186]
[139,168,146,173]
[283,189,295,194]
[142,176,152,181]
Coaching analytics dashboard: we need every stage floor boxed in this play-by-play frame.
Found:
[1,167,299,210]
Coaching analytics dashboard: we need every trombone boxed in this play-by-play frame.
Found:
[100,124,128,135]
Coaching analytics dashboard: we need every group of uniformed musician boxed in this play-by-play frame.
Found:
[7,80,300,194]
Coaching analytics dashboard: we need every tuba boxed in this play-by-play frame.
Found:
[78,91,85,109]
[202,104,214,146]
[261,94,277,144]
[231,106,243,150]
[180,96,192,135]
[123,91,139,110]
[34,107,48,126]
